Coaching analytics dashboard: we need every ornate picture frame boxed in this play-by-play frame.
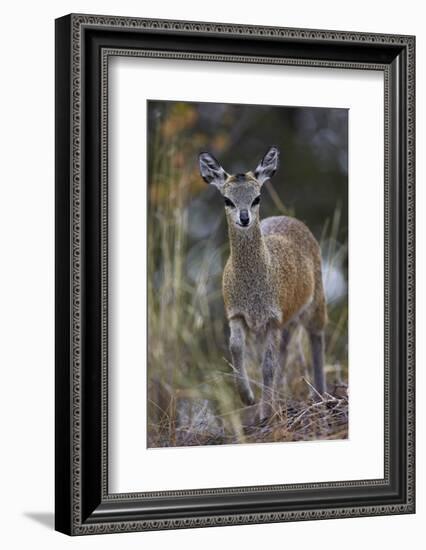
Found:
[55,13,415,535]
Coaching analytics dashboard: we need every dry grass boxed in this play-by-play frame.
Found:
[148,377,348,448]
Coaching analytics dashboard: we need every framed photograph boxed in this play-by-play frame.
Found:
[55,14,415,535]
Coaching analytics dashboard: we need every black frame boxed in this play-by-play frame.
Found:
[55,13,415,535]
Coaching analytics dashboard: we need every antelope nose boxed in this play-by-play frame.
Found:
[240,209,249,226]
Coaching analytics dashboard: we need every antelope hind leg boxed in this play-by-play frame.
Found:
[309,330,326,397]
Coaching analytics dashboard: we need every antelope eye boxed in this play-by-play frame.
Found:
[251,196,261,207]
[224,197,235,208]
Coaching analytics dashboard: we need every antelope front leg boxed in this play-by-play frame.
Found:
[274,323,296,398]
[229,318,255,406]
[260,325,281,421]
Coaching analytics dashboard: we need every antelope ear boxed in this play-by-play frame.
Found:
[199,152,228,190]
[254,146,279,185]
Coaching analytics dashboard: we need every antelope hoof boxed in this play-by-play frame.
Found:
[258,400,273,424]
[240,388,255,407]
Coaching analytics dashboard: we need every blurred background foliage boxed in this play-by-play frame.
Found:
[147,100,348,448]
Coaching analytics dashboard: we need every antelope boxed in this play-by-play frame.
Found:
[199,146,328,421]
